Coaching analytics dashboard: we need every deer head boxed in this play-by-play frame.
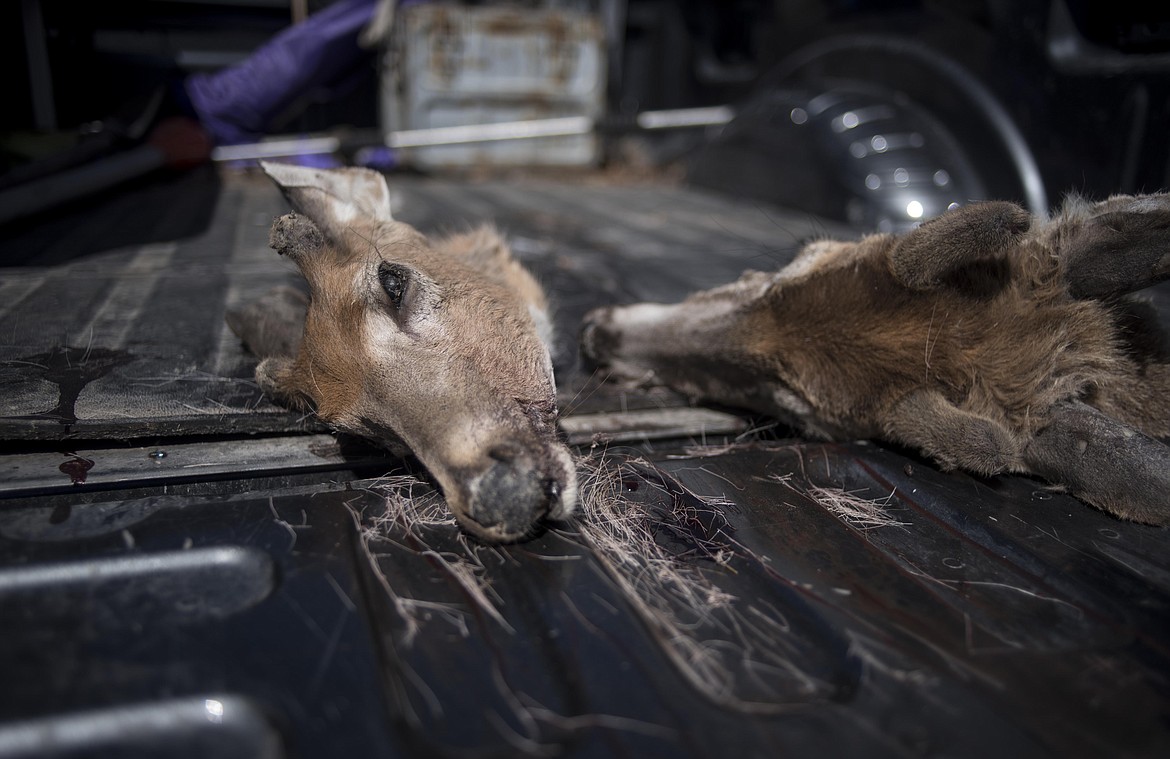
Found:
[581,197,1170,525]
[230,162,576,542]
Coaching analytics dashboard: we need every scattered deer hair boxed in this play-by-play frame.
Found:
[581,194,1170,525]
[227,161,576,542]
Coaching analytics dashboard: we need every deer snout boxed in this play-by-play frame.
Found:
[579,306,622,368]
[458,442,577,542]
[581,304,673,384]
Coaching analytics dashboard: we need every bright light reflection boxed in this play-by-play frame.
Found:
[906,200,924,219]
[205,699,224,724]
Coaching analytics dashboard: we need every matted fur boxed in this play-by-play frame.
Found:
[582,195,1170,524]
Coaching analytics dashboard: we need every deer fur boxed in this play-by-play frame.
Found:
[581,195,1170,525]
[227,162,576,542]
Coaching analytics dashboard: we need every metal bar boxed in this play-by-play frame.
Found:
[209,106,736,162]
[0,408,748,496]
[635,105,735,130]
[0,434,392,498]
[211,136,341,162]
[560,407,747,445]
[386,116,596,149]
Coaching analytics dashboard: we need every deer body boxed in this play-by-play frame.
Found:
[583,196,1170,524]
[228,162,575,542]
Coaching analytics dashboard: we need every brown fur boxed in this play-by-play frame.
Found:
[582,195,1170,524]
[228,163,576,542]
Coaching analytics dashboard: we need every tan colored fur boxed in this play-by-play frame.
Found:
[583,195,1170,524]
[230,163,575,542]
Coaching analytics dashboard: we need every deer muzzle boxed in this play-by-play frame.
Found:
[452,440,577,542]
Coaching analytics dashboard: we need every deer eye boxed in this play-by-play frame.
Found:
[378,262,408,309]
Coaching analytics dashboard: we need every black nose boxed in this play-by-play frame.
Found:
[466,457,552,539]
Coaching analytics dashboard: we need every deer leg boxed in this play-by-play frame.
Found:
[888,201,1033,290]
[225,285,308,360]
[1023,400,1170,525]
[883,390,1023,475]
[1061,195,1170,299]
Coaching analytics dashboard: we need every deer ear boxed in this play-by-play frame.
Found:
[259,161,394,242]
[888,201,1032,290]
[255,356,311,410]
[1061,194,1170,299]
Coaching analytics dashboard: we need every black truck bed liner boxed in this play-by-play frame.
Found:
[1,166,1167,758]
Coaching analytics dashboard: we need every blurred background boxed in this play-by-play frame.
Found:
[2,0,1168,236]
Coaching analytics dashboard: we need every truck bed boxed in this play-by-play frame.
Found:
[1,164,1168,758]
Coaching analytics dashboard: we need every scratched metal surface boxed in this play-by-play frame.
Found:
[1,167,1169,758]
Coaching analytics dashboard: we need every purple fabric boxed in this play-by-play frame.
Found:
[184,0,379,145]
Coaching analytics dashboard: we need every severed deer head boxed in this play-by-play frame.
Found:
[582,195,1170,525]
[227,162,576,542]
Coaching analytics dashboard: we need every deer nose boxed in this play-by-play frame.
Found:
[465,451,556,541]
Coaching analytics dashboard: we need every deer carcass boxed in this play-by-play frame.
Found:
[227,162,576,542]
[581,196,1170,524]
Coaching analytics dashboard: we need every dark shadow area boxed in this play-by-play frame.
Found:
[0,163,221,267]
